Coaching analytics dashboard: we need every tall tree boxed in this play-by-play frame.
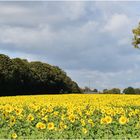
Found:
[0,54,81,95]
[0,54,15,93]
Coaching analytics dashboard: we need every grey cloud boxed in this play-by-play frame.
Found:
[0,1,140,89]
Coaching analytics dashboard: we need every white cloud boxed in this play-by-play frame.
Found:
[61,1,86,20]
[79,20,98,33]
[103,13,130,33]
[0,15,99,53]
[0,25,55,46]
[0,4,27,15]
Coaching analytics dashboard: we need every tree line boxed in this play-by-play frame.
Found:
[83,87,140,94]
[0,54,81,96]
[102,87,140,94]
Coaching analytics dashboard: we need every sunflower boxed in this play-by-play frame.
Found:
[80,119,86,126]
[47,122,55,130]
[104,116,112,124]
[119,116,129,125]
[82,128,88,134]
[42,115,48,122]
[53,111,59,117]
[100,117,106,124]
[100,116,112,124]
[68,114,75,123]
[4,104,13,113]
[59,121,67,130]
[15,108,23,115]
[11,133,17,139]
[27,114,34,122]
[9,116,16,127]
[88,119,94,127]
[36,122,46,130]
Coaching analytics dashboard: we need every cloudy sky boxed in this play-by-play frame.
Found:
[0,1,140,90]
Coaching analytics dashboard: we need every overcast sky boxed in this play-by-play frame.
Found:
[0,1,140,90]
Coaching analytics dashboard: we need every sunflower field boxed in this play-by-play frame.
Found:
[0,94,140,139]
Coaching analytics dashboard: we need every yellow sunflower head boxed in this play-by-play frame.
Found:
[119,116,129,125]
[47,122,55,130]
[11,132,17,139]
[36,122,46,130]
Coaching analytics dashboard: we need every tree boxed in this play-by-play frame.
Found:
[93,89,98,92]
[0,54,15,94]
[110,88,121,94]
[134,88,140,94]
[103,89,109,94]
[83,86,92,92]
[123,87,135,94]
[12,58,40,93]
[132,22,140,48]
[0,53,81,95]
[103,88,121,94]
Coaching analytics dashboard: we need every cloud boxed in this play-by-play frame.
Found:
[60,1,87,20]
[0,25,53,45]
[0,1,140,90]
[67,68,140,90]
[103,14,130,33]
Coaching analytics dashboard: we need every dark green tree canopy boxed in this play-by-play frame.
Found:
[123,87,135,94]
[0,54,81,96]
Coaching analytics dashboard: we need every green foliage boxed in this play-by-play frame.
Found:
[132,22,140,48]
[0,54,81,95]
[93,89,98,92]
[123,87,135,94]
[103,88,120,94]
[103,89,108,94]
[103,87,140,95]
[0,54,15,92]
[110,88,121,94]
[0,103,140,139]
[134,88,140,94]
